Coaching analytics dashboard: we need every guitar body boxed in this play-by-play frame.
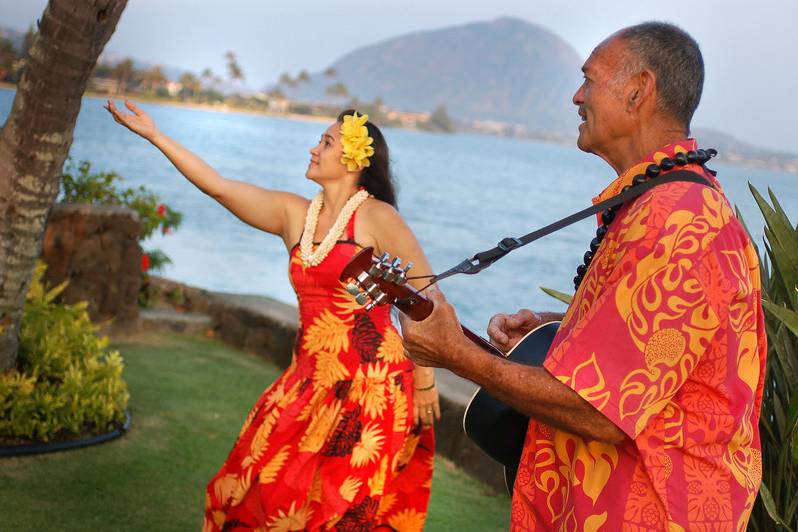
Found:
[462,321,560,494]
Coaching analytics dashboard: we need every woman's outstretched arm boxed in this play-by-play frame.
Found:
[105,99,307,243]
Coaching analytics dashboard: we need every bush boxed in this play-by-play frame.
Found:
[745,186,798,531]
[0,263,129,443]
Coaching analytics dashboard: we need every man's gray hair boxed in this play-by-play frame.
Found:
[615,22,704,129]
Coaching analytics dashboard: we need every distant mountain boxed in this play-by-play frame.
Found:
[695,128,798,173]
[3,22,795,172]
[281,17,583,134]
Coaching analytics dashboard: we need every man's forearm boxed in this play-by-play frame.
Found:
[451,340,626,444]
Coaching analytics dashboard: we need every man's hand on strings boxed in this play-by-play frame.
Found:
[487,309,544,353]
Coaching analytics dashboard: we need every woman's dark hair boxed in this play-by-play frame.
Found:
[337,109,397,208]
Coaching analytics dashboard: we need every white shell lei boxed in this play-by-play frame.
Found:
[299,189,370,267]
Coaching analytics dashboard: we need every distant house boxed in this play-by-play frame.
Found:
[165,81,181,96]
[88,77,121,94]
[267,96,289,113]
[470,119,529,137]
[385,110,430,128]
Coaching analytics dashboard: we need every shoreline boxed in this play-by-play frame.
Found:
[87,91,335,125]
[2,83,796,174]
[0,81,334,125]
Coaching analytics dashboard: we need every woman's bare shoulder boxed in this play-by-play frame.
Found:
[357,197,402,223]
[279,191,311,222]
[279,192,311,246]
[281,191,311,209]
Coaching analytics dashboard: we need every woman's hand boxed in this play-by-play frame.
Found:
[412,364,440,427]
[413,382,440,428]
[105,99,158,141]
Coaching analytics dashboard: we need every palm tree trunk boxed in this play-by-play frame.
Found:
[0,0,128,370]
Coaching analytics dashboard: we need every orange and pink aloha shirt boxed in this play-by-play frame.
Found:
[511,140,767,531]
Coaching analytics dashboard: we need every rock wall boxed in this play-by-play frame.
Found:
[41,203,142,328]
[142,276,299,370]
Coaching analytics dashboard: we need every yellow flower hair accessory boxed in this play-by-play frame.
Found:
[340,112,375,171]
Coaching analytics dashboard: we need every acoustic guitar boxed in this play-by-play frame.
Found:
[340,247,560,494]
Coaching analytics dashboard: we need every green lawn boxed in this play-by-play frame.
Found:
[0,333,510,531]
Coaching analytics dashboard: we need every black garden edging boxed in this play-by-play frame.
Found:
[0,410,131,457]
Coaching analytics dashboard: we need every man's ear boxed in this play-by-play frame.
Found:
[628,69,656,111]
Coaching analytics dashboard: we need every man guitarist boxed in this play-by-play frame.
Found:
[400,22,766,530]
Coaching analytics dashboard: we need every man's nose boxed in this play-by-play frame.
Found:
[572,86,584,106]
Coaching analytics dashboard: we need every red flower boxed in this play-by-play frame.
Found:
[141,254,150,273]
[161,226,171,236]
[157,204,166,217]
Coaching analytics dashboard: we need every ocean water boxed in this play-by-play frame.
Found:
[2,87,796,333]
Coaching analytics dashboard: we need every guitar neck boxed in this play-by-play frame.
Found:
[461,326,505,357]
[339,247,506,358]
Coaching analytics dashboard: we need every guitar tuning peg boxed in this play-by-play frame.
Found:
[346,282,361,296]
[378,257,400,280]
[371,253,393,277]
[354,292,368,305]
[365,292,388,312]
[396,261,413,285]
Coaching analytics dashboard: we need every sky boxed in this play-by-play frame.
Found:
[2,0,797,153]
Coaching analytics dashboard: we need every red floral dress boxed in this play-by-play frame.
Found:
[204,211,434,531]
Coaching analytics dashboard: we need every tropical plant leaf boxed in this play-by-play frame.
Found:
[735,205,752,236]
[769,188,795,233]
[747,185,798,530]
[764,301,798,339]
[759,484,792,531]
[44,280,69,303]
[539,286,572,305]
[753,184,798,305]
[787,494,798,526]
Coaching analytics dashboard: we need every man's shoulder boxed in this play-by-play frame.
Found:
[637,172,727,217]
[618,173,740,255]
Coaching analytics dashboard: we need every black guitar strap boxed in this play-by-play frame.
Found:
[430,170,713,284]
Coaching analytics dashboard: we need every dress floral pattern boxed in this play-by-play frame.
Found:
[204,211,434,531]
[510,140,766,531]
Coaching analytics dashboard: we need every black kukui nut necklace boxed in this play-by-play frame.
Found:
[573,148,718,290]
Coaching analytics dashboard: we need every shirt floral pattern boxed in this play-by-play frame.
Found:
[511,140,766,531]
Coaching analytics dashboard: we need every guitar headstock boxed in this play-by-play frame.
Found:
[340,247,433,321]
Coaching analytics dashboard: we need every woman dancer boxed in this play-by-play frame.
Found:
[106,101,438,531]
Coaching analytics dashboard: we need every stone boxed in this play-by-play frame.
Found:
[41,203,142,329]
